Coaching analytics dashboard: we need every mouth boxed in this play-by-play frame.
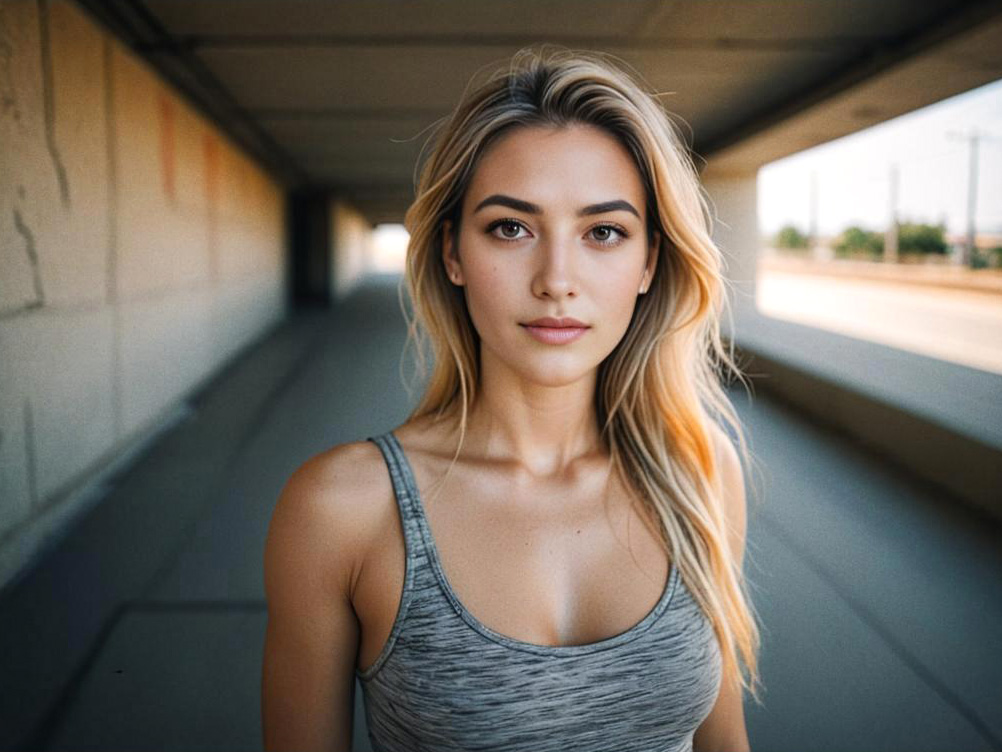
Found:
[520,317,590,329]
[519,321,590,345]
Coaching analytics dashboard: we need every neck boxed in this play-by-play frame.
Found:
[452,360,604,480]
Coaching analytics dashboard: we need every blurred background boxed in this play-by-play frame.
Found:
[1,2,1000,750]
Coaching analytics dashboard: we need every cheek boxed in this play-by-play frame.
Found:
[600,278,643,336]
[605,271,642,304]
[462,259,516,330]
[594,254,644,302]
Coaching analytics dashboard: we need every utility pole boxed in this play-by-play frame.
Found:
[884,163,899,264]
[964,132,979,267]
[947,129,995,267]
[809,170,822,260]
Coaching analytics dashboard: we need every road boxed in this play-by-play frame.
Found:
[756,269,1002,375]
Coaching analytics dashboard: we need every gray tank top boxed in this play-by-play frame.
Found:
[358,431,722,752]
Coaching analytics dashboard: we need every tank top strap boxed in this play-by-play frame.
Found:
[367,431,432,568]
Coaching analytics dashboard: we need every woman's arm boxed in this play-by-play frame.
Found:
[692,427,752,752]
[261,453,365,752]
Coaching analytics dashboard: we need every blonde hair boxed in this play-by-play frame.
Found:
[398,47,762,702]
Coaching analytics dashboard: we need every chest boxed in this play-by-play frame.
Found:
[352,461,671,675]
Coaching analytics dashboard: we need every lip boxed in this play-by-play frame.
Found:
[521,317,589,328]
[519,317,590,345]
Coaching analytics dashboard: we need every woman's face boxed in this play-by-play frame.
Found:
[442,123,659,388]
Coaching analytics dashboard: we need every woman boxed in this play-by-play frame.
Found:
[262,48,762,752]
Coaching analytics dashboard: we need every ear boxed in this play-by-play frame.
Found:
[441,220,464,286]
[640,230,660,294]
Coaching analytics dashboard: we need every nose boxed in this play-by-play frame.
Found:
[531,233,577,300]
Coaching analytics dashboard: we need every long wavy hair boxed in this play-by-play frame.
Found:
[397,47,762,702]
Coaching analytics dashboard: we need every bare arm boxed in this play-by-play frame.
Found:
[692,427,751,752]
[261,453,366,752]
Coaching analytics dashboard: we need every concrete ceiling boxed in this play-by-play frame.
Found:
[78,0,1002,224]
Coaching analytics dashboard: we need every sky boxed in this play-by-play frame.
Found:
[758,77,1002,239]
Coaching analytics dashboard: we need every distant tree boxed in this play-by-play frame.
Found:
[774,224,808,249]
[972,246,1002,269]
[835,226,883,258]
[897,222,947,255]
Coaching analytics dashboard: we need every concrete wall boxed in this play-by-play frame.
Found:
[330,200,372,300]
[0,1,287,593]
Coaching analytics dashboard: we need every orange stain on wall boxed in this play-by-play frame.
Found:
[203,132,220,212]
[159,94,176,201]
[203,131,221,280]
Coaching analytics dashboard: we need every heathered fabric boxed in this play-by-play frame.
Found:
[358,431,723,752]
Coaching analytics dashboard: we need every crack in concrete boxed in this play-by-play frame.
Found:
[12,208,45,310]
[0,19,21,123]
[103,38,117,305]
[103,37,122,439]
[36,0,70,208]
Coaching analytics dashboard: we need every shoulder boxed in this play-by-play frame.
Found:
[265,438,394,599]
[707,423,748,565]
[708,423,743,492]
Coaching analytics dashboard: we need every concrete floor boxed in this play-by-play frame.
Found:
[1,274,1000,752]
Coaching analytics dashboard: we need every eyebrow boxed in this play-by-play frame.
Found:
[473,194,640,219]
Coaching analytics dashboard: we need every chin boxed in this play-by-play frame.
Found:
[520,358,599,387]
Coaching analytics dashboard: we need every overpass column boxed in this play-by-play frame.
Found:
[289,191,332,307]
[701,171,760,337]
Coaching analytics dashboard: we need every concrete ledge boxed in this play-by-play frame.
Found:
[730,314,1002,523]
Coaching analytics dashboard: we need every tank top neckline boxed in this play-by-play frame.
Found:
[385,429,681,657]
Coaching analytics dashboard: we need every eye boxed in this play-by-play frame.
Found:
[588,224,628,247]
[487,218,531,242]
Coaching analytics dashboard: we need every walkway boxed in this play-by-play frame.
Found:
[1,274,999,752]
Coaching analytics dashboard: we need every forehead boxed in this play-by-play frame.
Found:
[462,124,645,214]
